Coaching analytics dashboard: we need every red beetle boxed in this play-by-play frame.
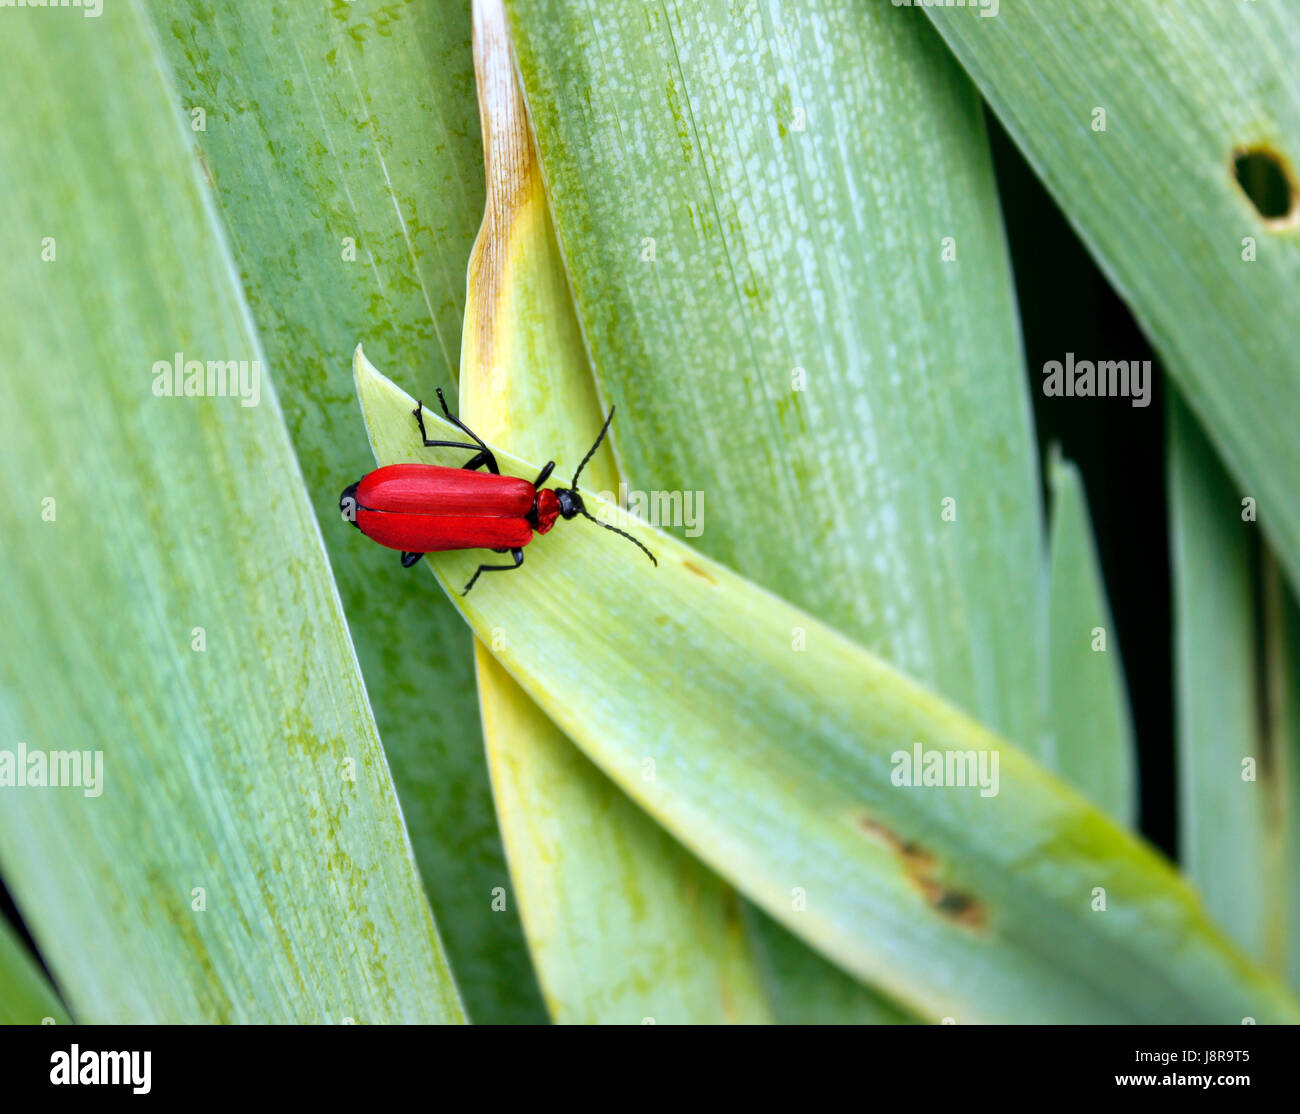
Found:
[340,389,656,593]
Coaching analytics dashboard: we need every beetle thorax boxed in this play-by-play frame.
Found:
[533,488,562,534]
[532,488,585,534]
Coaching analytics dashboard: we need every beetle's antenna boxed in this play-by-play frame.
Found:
[571,405,616,488]
[578,507,658,567]
[569,404,656,567]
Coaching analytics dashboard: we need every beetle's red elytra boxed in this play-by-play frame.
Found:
[340,389,656,594]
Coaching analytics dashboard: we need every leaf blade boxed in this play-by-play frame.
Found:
[358,351,1300,1023]
[505,0,1046,1019]
[924,1,1300,595]
[146,0,541,1022]
[506,0,1047,752]
[0,919,68,1026]
[1047,449,1137,824]
[0,9,461,1024]
[1169,396,1300,986]
[457,0,770,1023]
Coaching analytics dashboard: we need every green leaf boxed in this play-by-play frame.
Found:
[506,0,1046,753]
[923,2,1300,596]
[1046,448,1136,825]
[505,0,1044,1019]
[357,349,1300,1023]
[0,9,461,1023]
[478,646,770,1023]
[148,0,542,1022]
[0,918,68,1025]
[1169,396,1300,987]
[739,904,912,1025]
[457,0,769,1023]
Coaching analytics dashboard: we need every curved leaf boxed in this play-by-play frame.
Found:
[459,0,769,1023]
[358,349,1300,1023]
[0,9,461,1024]
[147,0,541,1022]
[507,0,1045,752]
[506,0,1046,1023]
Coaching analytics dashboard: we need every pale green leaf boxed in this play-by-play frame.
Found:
[506,0,1046,1023]
[1047,448,1136,825]
[1170,396,1300,987]
[458,0,769,1023]
[148,0,541,1022]
[478,648,769,1023]
[507,0,1046,753]
[0,10,461,1024]
[358,349,1300,1023]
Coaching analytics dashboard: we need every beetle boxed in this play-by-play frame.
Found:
[339,389,657,594]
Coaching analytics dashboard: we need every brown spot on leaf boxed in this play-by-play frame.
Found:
[920,882,988,929]
[196,145,216,190]
[857,815,894,842]
[856,814,987,932]
[682,560,716,584]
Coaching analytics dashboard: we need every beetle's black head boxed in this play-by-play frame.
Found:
[339,481,360,528]
[555,487,584,520]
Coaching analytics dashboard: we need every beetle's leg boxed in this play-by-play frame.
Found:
[457,449,500,475]
[415,434,490,457]
[531,461,556,488]
[413,397,499,470]
[463,548,524,595]
[401,552,424,568]
[411,403,480,451]
[430,389,502,475]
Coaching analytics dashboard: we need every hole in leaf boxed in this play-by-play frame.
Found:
[1232,145,1298,226]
